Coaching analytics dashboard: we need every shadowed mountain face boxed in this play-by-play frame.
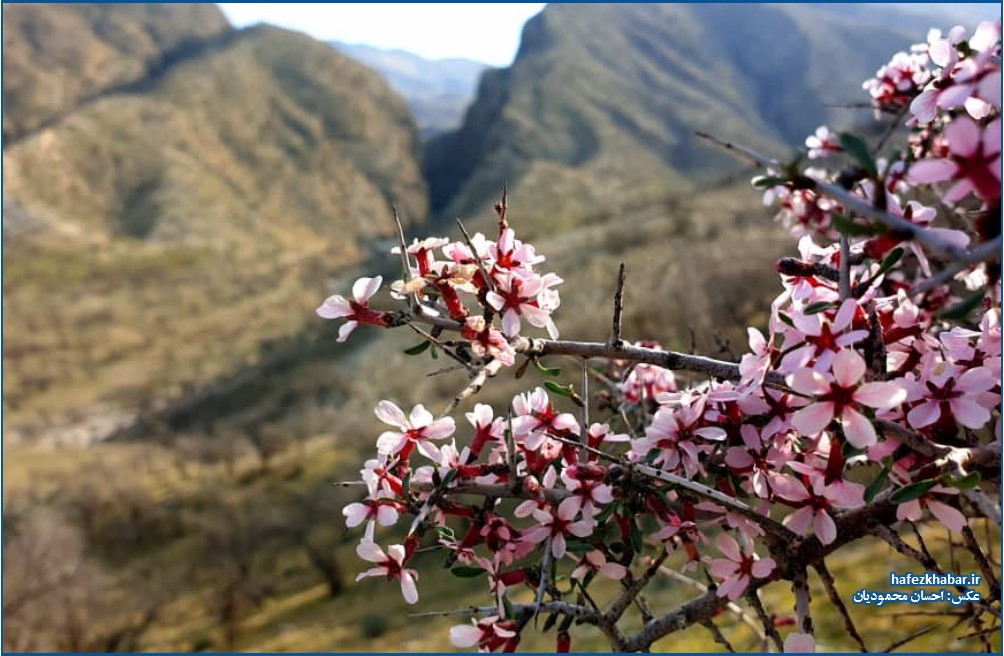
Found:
[424,3,918,230]
[333,42,489,138]
[3,14,427,444]
[2,3,232,141]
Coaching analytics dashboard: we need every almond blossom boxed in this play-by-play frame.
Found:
[570,549,627,581]
[374,400,456,463]
[909,116,1001,203]
[521,498,595,559]
[787,349,907,448]
[316,276,388,342]
[895,485,967,531]
[708,533,776,600]
[355,541,419,604]
[903,360,998,430]
[450,616,519,652]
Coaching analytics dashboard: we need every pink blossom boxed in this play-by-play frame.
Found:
[316,276,387,342]
[904,361,998,430]
[450,616,519,651]
[571,550,627,581]
[775,474,863,545]
[374,400,456,463]
[486,270,562,338]
[355,541,419,604]
[631,401,725,479]
[780,299,869,373]
[512,387,580,451]
[708,533,776,600]
[521,498,595,558]
[343,482,400,539]
[909,117,1001,203]
[787,349,907,448]
[896,486,967,531]
[805,126,842,159]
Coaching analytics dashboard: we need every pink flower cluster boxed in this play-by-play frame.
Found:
[325,22,1001,654]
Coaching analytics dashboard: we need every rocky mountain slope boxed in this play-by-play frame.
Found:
[3,9,427,444]
[424,3,919,230]
[3,3,232,141]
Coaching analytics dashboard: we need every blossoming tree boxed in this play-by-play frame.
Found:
[320,22,1002,653]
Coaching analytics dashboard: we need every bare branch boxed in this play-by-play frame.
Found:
[610,263,627,349]
[392,206,420,312]
[792,567,814,637]
[814,559,867,652]
[695,131,971,261]
[910,237,1003,296]
[839,235,852,300]
[881,624,941,652]
[457,217,496,294]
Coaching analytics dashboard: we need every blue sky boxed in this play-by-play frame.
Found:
[217,3,546,66]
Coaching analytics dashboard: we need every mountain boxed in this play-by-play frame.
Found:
[3,11,427,445]
[424,3,920,231]
[2,3,232,141]
[333,42,489,138]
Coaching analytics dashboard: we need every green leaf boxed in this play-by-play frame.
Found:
[403,341,431,356]
[430,345,439,360]
[803,301,837,315]
[629,520,643,554]
[752,175,789,189]
[864,459,893,503]
[831,212,882,237]
[502,596,514,619]
[564,541,594,556]
[838,132,878,178]
[943,471,981,490]
[451,566,486,578]
[890,479,937,504]
[938,290,986,321]
[874,247,905,277]
[435,525,455,541]
[545,380,573,398]
[402,470,412,499]
[534,360,562,377]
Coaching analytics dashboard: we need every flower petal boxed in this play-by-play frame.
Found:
[791,402,835,436]
[840,407,877,449]
[831,349,865,387]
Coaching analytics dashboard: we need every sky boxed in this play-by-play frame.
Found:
[217,3,546,66]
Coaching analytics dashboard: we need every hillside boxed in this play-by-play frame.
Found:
[2,3,232,141]
[424,3,917,231]
[3,20,427,445]
[333,42,488,138]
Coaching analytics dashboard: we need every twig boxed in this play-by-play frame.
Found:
[839,235,852,300]
[910,237,1003,296]
[695,131,970,260]
[792,567,814,638]
[457,218,496,294]
[408,306,789,386]
[745,588,785,652]
[701,619,736,653]
[605,549,669,622]
[814,559,867,652]
[960,525,1000,597]
[631,462,794,540]
[659,566,769,645]
[881,624,941,652]
[610,263,627,349]
[392,206,420,312]
[533,538,554,623]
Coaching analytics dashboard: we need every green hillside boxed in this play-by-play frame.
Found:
[425,3,915,232]
[3,22,426,444]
